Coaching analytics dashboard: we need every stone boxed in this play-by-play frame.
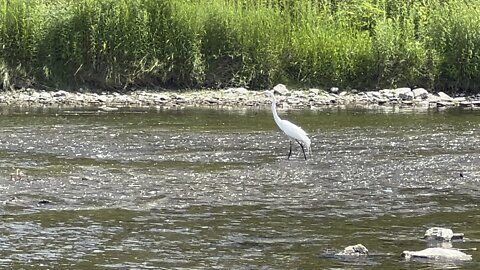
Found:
[330,87,339,93]
[402,248,472,261]
[366,91,382,99]
[273,84,289,95]
[96,95,108,103]
[287,97,301,105]
[394,87,412,96]
[436,101,455,107]
[52,90,69,97]
[99,105,118,112]
[453,97,466,102]
[309,88,320,95]
[424,227,454,241]
[205,97,220,104]
[227,87,248,95]
[395,87,414,100]
[379,89,396,98]
[438,91,452,101]
[412,88,429,99]
[292,90,306,98]
[472,100,480,107]
[336,244,369,256]
[424,227,464,241]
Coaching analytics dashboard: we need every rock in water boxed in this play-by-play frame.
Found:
[402,248,472,261]
[424,227,464,241]
[336,244,369,256]
[424,227,454,241]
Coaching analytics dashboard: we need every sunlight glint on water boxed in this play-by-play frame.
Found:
[0,107,479,269]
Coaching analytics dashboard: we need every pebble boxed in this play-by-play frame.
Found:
[0,85,479,110]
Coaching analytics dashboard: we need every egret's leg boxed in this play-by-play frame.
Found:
[287,141,292,160]
[296,140,307,160]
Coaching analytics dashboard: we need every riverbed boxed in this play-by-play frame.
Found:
[0,106,479,269]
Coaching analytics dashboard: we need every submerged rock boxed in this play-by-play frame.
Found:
[402,248,472,261]
[336,244,369,256]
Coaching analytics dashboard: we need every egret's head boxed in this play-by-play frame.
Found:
[264,90,274,98]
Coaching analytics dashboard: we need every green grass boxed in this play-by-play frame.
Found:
[1,0,480,93]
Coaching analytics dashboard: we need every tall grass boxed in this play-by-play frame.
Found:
[1,0,480,93]
[427,1,480,92]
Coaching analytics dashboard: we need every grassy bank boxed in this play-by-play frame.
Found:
[1,0,480,93]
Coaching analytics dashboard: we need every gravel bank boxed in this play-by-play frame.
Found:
[1,84,479,111]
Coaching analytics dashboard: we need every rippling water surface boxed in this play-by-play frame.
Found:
[0,106,479,269]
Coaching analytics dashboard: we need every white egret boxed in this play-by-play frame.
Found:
[264,90,311,160]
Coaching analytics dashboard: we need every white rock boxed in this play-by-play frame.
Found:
[438,91,452,101]
[309,88,320,95]
[395,87,414,100]
[155,94,170,101]
[412,88,429,99]
[273,84,289,95]
[402,248,472,261]
[336,244,369,256]
[52,90,69,97]
[330,87,339,93]
[394,87,412,96]
[366,91,382,99]
[228,87,248,95]
[173,94,186,100]
[379,89,396,98]
[287,97,302,105]
[99,105,118,112]
[424,227,454,241]
[424,227,464,241]
[97,95,108,103]
[292,90,305,97]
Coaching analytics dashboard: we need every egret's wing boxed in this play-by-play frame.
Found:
[279,120,310,144]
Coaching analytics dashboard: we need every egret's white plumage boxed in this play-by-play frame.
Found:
[264,90,311,160]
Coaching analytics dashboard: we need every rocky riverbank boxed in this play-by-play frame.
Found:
[1,84,479,111]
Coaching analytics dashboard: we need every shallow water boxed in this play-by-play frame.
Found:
[0,105,479,269]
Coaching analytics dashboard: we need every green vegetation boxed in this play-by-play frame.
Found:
[1,0,480,93]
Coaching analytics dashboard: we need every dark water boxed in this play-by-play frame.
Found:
[0,106,479,269]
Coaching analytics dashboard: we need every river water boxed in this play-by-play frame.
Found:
[0,105,479,269]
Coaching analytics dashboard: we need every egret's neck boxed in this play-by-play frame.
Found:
[270,96,282,125]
